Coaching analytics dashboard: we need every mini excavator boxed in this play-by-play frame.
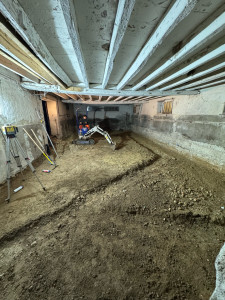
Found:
[73,108,116,150]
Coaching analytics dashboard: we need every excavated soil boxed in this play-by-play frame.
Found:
[1,132,225,300]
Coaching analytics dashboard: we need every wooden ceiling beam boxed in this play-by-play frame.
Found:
[0,23,66,88]
[67,94,78,100]
[78,95,86,101]
[54,93,70,100]
[114,96,125,102]
[0,49,40,82]
[106,96,114,102]
[123,96,143,102]
[41,94,58,102]
[0,0,72,86]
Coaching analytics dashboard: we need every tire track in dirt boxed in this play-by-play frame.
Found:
[0,139,161,245]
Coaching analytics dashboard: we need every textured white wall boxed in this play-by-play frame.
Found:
[0,67,45,184]
[0,68,42,125]
[141,85,225,117]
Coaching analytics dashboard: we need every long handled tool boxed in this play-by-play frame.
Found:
[36,108,58,158]
[23,128,55,165]
[31,129,46,152]
[30,129,52,160]
[2,126,46,202]
[31,129,56,167]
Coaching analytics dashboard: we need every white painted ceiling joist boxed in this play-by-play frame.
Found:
[20,82,198,96]
[117,0,197,90]
[59,0,89,88]
[161,61,225,91]
[0,0,72,87]
[102,0,135,89]
[187,79,225,90]
[176,71,225,90]
[132,11,225,91]
[146,44,225,90]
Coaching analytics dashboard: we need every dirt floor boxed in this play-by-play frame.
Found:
[0,132,225,300]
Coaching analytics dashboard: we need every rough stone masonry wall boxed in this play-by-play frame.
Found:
[0,66,47,184]
[131,85,225,168]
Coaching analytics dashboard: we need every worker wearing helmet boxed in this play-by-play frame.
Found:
[79,115,90,130]
[78,115,90,136]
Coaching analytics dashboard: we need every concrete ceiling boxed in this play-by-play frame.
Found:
[0,0,224,104]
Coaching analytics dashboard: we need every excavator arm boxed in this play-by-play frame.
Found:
[82,126,116,149]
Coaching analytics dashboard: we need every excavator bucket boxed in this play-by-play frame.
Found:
[111,143,116,151]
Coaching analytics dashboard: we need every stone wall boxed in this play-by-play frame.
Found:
[132,85,225,167]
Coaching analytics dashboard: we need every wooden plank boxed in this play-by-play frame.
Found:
[41,94,58,102]
[121,96,135,102]
[123,96,143,102]
[133,96,153,101]
[106,96,114,102]
[67,94,78,100]
[55,93,70,100]
[0,0,72,86]
[0,49,40,82]
[114,96,124,102]
[78,95,86,101]
[0,23,66,88]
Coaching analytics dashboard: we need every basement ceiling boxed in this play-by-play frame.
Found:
[0,0,224,104]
